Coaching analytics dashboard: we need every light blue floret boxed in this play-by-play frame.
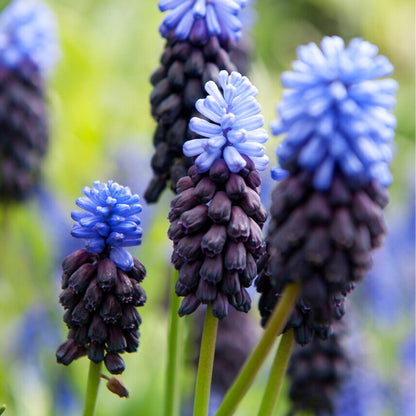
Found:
[158,0,245,43]
[184,70,269,173]
[71,181,143,271]
[0,0,59,75]
[271,36,398,190]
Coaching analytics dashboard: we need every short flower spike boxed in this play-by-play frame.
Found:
[0,0,60,75]
[184,70,269,174]
[271,36,398,190]
[71,181,143,271]
[158,0,246,43]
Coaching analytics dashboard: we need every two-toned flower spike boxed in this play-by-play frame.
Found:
[0,0,59,201]
[168,70,268,318]
[145,0,249,203]
[56,181,147,375]
[257,36,397,344]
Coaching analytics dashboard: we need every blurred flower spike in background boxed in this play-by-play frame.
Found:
[71,181,143,271]
[0,0,60,75]
[271,36,398,190]
[158,0,246,43]
[184,70,269,173]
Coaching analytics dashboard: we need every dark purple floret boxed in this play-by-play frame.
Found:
[56,249,147,374]
[169,158,267,318]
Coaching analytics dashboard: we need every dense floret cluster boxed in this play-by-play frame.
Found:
[169,158,267,318]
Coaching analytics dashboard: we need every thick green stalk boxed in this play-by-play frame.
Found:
[83,361,102,416]
[257,329,295,416]
[165,269,183,416]
[215,282,301,416]
[193,304,219,416]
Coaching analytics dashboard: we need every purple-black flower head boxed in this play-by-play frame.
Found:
[0,0,59,75]
[271,36,398,190]
[184,70,269,174]
[158,0,246,43]
[71,181,143,271]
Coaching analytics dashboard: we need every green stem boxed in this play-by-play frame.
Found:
[83,361,102,416]
[165,269,183,416]
[215,282,301,416]
[193,304,219,416]
[257,329,295,416]
[0,404,5,415]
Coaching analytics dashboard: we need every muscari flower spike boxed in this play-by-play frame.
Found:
[168,71,268,318]
[256,36,395,346]
[184,70,269,174]
[0,0,59,76]
[71,181,143,272]
[158,0,245,43]
[145,2,248,203]
[0,0,59,201]
[271,36,398,190]
[57,181,147,375]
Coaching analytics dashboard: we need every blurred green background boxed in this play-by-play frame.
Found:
[0,1,414,415]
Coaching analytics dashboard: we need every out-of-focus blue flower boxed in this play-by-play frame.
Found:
[184,70,268,173]
[0,0,59,75]
[239,0,257,30]
[271,36,397,190]
[71,180,143,271]
[158,0,245,43]
[53,374,80,416]
[397,333,415,416]
[323,367,388,416]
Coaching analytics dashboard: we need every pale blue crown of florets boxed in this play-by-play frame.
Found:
[158,0,245,43]
[0,0,60,75]
[71,181,143,272]
[184,70,269,173]
[271,36,398,191]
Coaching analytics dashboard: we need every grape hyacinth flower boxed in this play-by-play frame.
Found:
[56,181,147,375]
[0,0,59,201]
[287,325,350,414]
[168,71,268,318]
[257,36,397,344]
[145,0,249,203]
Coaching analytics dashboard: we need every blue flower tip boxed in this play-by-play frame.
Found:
[185,70,268,173]
[272,35,397,189]
[71,180,143,256]
[158,0,244,42]
[0,0,60,74]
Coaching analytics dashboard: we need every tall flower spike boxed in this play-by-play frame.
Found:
[168,72,268,318]
[184,70,269,174]
[56,181,147,375]
[271,36,398,190]
[0,0,59,201]
[145,1,247,203]
[257,36,396,345]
